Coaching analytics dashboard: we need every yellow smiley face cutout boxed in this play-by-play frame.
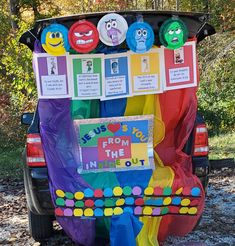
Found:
[41,24,70,56]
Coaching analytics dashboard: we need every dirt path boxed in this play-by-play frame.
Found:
[0,168,234,246]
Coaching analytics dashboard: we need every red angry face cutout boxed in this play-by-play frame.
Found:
[68,20,99,53]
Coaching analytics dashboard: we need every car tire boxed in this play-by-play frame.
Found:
[28,210,53,241]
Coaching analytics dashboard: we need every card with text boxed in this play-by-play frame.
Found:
[34,53,71,99]
[69,54,104,100]
[163,41,198,90]
[129,48,163,95]
[102,53,131,100]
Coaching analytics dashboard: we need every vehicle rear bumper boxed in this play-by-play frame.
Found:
[24,166,54,216]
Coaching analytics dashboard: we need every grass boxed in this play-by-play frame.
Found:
[209,131,235,160]
[0,132,234,178]
[0,144,25,179]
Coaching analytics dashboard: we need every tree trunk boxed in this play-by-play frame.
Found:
[9,0,19,30]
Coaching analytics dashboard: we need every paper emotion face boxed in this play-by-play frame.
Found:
[41,24,70,56]
[97,13,128,46]
[126,22,154,53]
[159,18,188,50]
[68,20,99,53]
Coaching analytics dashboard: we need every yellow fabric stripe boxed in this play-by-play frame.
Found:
[124,95,175,246]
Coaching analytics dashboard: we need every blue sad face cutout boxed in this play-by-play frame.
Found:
[41,24,70,56]
[126,22,154,53]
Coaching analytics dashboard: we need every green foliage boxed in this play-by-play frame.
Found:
[0,20,37,146]
[197,32,235,135]
[0,144,24,178]
[209,131,235,159]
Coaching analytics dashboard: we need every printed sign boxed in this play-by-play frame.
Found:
[74,115,154,173]
[68,54,104,99]
[129,48,163,95]
[103,53,131,100]
[34,53,70,98]
[163,41,198,90]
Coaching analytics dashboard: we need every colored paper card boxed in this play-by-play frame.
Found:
[129,48,163,95]
[74,115,154,173]
[102,53,131,100]
[163,41,198,90]
[68,54,104,99]
[34,53,71,99]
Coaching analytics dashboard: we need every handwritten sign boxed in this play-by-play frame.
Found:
[68,54,104,99]
[163,41,198,90]
[34,53,70,98]
[129,48,163,95]
[74,115,154,173]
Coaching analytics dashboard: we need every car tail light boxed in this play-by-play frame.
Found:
[26,133,46,167]
[193,124,209,156]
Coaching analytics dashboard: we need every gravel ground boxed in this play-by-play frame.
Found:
[0,168,234,246]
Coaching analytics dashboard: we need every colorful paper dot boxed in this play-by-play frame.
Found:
[179,207,189,214]
[105,199,115,207]
[94,189,103,198]
[144,187,154,196]
[181,198,191,206]
[85,199,94,208]
[65,192,74,199]
[104,188,113,197]
[163,197,172,206]
[124,207,133,214]
[153,198,163,206]
[116,198,125,206]
[152,208,161,216]
[64,208,73,216]
[161,207,169,215]
[135,198,144,206]
[55,207,63,216]
[125,197,135,205]
[191,187,201,197]
[74,191,84,200]
[132,186,142,196]
[56,198,65,206]
[104,208,113,216]
[182,187,191,196]
[175,187,183,195]
[114,207,123,215]
[94,208,103,217]
[84,188,94,198]
[188,207,197,215]
[134,206,142,215]
[172,197,181,205]
[123,186,132,196]
[163,187,172,196]
[154,187,163,196]
[65,199,75,207]
[75,201,84,208]
[74,208,83,217]
[145,199,155,205]
[113,186,123,196]
[95,199,104,207]
[56,189,65,198]
[84,208,94,216]
[143,206,152,215]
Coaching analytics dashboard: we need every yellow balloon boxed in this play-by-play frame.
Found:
[114,207,123,215]
[56,189,65,197]
[74,208,83,217]
[74,191,84,200]
[84,208,94,217]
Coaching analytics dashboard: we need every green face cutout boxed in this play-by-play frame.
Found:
[159,18,188,50]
